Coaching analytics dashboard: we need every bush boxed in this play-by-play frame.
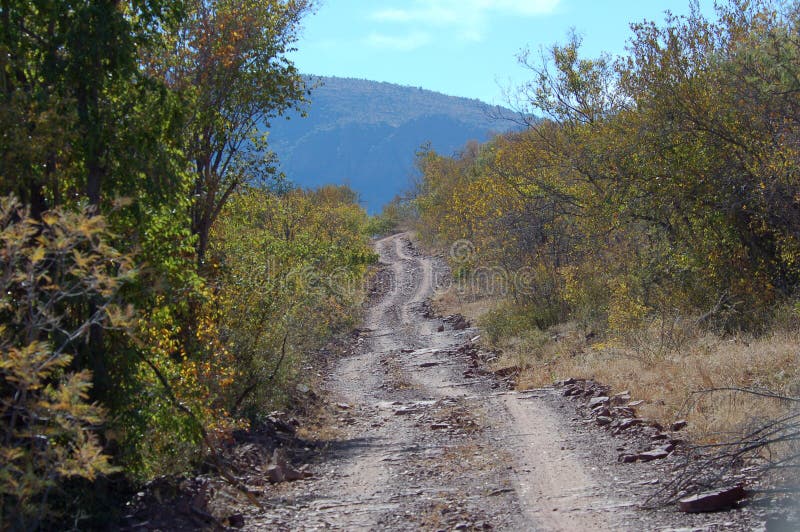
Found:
[0,197,132,527]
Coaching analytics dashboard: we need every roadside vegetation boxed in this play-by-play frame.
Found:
[406,0,800,488]
[0,0,376,528]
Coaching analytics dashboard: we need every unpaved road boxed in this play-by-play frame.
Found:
[247,233,759,531]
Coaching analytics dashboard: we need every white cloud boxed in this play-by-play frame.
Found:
[365,31,433,51]
[367,0,560,45]
[474,0,561,16]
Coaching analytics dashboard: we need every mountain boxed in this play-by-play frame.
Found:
[265,76,519,213]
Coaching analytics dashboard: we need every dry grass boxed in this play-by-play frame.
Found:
[435,288,800,444]
[529,324,800,443]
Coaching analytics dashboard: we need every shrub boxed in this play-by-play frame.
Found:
[0,197,133,527]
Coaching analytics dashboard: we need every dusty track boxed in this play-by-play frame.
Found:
[246,233,757,531]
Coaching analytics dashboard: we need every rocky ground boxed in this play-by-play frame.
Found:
[121,233,796,531]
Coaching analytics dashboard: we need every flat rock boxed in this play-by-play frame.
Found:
[588,396,610,408]
[636,449,670,462]
[596,416,613,426]
[679,485,748,513]
[616,418,642,431]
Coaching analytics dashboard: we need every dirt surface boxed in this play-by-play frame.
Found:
[241,233,769,531]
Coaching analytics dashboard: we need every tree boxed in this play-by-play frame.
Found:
[0,0,184,215]
[149,0,313,264]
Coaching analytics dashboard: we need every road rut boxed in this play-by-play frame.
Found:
[249,233,637,530]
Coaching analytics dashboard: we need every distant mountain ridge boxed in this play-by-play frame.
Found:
[266,76,519,212]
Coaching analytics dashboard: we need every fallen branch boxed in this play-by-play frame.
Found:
[650,387,800,507]
[692,387,800,403]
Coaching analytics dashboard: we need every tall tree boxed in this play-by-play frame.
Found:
[148,0,313,264]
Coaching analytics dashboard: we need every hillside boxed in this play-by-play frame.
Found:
[266,76,519,212]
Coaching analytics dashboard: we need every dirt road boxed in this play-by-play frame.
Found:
[247,233,755,531]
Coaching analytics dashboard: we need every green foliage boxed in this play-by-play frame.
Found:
[413,0,800,336]
[209,185,375,416]
[147,0,313,261]
[0,0,362,523]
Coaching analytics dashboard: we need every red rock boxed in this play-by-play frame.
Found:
[679,485,748,513]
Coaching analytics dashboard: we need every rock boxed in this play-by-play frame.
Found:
[628,400,644,407]
[492,366,520,378]
[659,443,676,453]
[616,418,642,431]
[228,514,245,528]
[636,449,670,461]
[679,485,748,513]
[612,391,631,404]
[596,416,613,426]
[593,406,611,417]
[619,454,637,463]
[588,396,610,408]
[671,419,688,431]
[295,383,310,394]
[452,315,470,330]
[267,464,311,484]
[430,423,450,429]
[266,464,286,483]
[419,361,440,368]
[266,412,297,434]
[612,407,635,417]
[267,450,312,483]
[336,403,351,410]
[437,324,445,332]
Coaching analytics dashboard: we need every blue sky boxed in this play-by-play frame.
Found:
[291,0,717,105]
